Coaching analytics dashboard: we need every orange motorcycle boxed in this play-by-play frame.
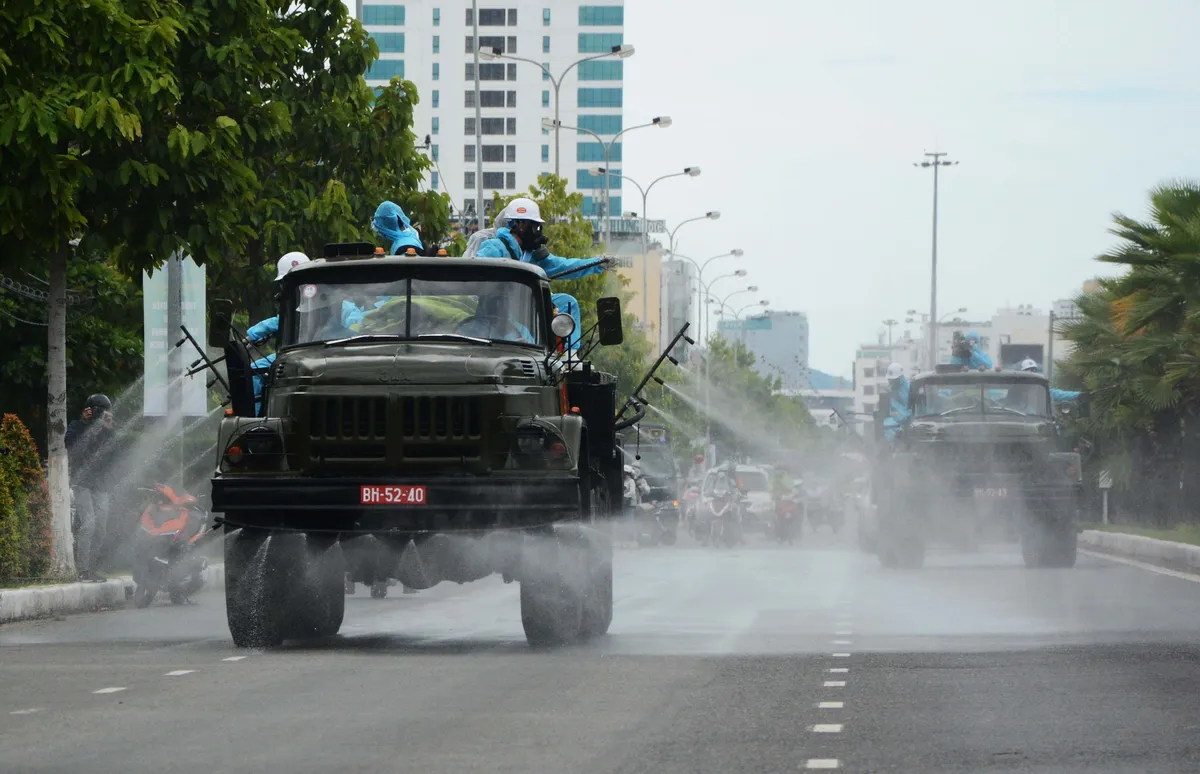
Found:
[132,484,215,608]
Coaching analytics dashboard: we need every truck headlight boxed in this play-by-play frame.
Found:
[223,427,284,471]
[511,421,571,468]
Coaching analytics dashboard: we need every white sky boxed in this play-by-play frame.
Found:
[621,0,1200,375]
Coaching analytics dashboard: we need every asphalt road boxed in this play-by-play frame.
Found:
[4,527,1200,774]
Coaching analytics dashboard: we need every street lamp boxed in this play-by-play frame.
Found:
[914,151,959,369]
[672,250,744,344]
[668,210,720,258]
[482,43,634,176]
[882,318,898,349]
[544,116,671,249]
[589,167,700,325]
[738,299,769,319]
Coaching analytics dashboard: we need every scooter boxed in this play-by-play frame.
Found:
[132,484,216,608]
[707,494,744,548]
[773,496,801,545]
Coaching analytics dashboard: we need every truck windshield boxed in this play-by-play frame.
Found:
[285,277,542,347]
[635,445,677,479]
[912,381,1050,417]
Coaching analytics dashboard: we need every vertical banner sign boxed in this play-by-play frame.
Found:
[143,258,207,416]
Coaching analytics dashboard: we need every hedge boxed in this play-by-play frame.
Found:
[0,414,53,580]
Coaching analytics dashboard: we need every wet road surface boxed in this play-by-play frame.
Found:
[4,529,1200,773]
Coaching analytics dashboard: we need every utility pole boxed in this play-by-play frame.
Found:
[471,0,484,232]
[883,318,898,350]
[166,252,183,480]
[915,152,958,370]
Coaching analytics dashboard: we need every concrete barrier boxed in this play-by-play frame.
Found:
[0,563,224,625]
[1079,530,1200,572]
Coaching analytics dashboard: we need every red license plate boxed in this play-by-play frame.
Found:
[974,487,1008,498]
[360,485,427,505]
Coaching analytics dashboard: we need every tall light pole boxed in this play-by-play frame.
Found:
[883,318,898,349]
[700,283,756,468]
[544,117,671,249]
[701,271,749,343]
[914,151,958,369]
[736,299,769,320]
[470,1,484,230]
[671,246,741,340]
[668,211,720,258]
[590,166,700,326]
[481,44,634,177]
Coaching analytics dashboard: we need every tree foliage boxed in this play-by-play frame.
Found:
[0,414,52,580]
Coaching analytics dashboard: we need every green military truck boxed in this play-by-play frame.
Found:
[210,245,627,648]
[871,366,1082,569]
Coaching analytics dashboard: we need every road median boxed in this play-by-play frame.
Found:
[1079,529,1200,574]
[0,563,224,624]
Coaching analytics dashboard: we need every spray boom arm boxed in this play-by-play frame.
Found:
[615,323,695,423]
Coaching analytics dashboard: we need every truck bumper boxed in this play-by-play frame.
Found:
[211,475,582,534]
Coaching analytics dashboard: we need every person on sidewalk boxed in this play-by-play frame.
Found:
[65,394,118,582]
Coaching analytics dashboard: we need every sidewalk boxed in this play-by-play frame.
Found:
[1079,530,1200,574]
[0,563,224,625]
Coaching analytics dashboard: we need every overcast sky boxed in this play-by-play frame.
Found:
[621,0,1200,375]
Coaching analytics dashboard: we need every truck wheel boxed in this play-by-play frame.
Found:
[521,523,593,648]
[1022,519,1077,569]
[290,539,345,639]
[225,529,297,649]
[581,528,614,639]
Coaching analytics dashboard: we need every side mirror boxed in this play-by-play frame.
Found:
[596,296,623,346]
[224,338,257,418]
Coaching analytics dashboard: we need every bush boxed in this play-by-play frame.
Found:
[0,414,53,579]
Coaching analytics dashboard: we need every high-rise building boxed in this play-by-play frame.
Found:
[360,1,626,227]
[716,310,810,390]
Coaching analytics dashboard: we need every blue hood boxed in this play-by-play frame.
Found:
[373,200,423,253]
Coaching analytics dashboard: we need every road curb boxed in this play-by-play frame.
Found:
[0,563,224,625]
[1079,530,1200,573]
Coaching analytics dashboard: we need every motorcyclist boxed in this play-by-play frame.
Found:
[474,197,612,351]
[1019,358,1082,402]
[949,331,994,370]
[882,362,911,441]
[372,200,424,255]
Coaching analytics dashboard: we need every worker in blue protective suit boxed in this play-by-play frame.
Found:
[373,200,424,255]
[948,330,994,370]
[1019,359,1082,403]
[474,196,613,350]
[881,362,911,441]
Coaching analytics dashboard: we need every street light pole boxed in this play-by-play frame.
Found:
[883,318,897,349]
[471,0,484,230]
[914,151,958,370]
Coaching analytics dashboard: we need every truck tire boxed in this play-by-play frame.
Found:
[520,536,585,647]
[225,529,297,649]
[290,539,346,639]
[1022,518,1078,569]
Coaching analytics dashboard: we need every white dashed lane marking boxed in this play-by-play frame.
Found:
[835,630,853,635]
[10,708,41,715]
[222,656,246,662]
[818,701,844,709]
[812,724,844,733]
[827,668,848,674]
[823,681,846,687]
[164,670,195,677]
[831,652,851,658]
[832,640,852,645]
[805,760,841,769]
[93,687,126,695]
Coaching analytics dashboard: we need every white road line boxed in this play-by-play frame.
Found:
[827,667,848,673]
[222,656,247,662]
[93,687,126,695]
[823,680,846,687]
[812,724,844,733]
[1080,549,1200,584]
[10,708,41,715]
[805,760,841,770]
[818,701,844,709]
[832,640,852,645]
[164,670,195,676]
[831,652,851,658]
[835,629,853,635]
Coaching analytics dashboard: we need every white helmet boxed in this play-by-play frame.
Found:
[505,197,544,224]
[1019,358,1039,372]
[885,362,905,380]
[275,251,310,280]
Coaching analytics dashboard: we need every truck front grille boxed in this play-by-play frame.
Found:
[401,396,482,440]
[309,396,388,441]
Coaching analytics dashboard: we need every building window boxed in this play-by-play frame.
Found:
[543,8,551,25]
[541,144,549,162]
[507,36,517,54]
[465,90,474,108]
[507,63,517,80]
[466,63,505,80]
[863,385,875,396]
[577,114,621,135]
[506,172,516,189]
[465,171,476,188]
[367,60,405,80]
[577,142,619,162]
[578,32,623,53]
[577,88,622,108]
[579,6,624,26]
[433,7,440,26]
[506,144,516,162]
[432,89,439,108]
[582,196,622,216]
[363,5,405,25]
[576,169,619,189]
[505,117,516,135]
[467,35,506,54]
[543,35,551,53]
[578,60,622,81]
[373,32,405,53]
[541,90,550,108]
[465,117,476,135]
[464,144,476,162]
[432,35,439,53]
[863,367,874,378]
[432,62,439,80]
[465,8,472,25]
[481,145,504,162]
[431,171,439,190]
[431,116,439,135]
[482,117,505,134]
[480,90,505,107]
[506,90,516,107]
[431,144,439,161]
[482,171,505,189]
[478,8,505,25]
[507,8,518,25]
